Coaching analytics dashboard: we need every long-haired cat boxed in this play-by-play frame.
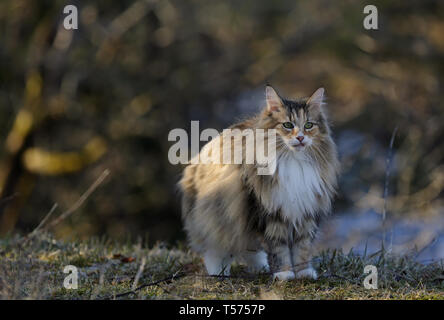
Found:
[179,86,339,280]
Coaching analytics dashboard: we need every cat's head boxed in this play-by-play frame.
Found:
[260,85,330,153]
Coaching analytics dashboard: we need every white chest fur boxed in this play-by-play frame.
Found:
[270,154,324,224]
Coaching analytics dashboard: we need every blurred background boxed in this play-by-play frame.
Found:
[1,0,444,260]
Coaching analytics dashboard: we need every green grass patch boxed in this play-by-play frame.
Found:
[0,233,443,300]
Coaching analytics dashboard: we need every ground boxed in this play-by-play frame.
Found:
[1,233,443,299]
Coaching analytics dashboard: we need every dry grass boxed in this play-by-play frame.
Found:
[1,233,444,300]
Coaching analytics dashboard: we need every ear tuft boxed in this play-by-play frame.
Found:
[307,88,325,113]
[266,85,283,113]
[308,87,324,105]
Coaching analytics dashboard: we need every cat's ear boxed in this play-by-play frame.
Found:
[265,85,283,113]
[307,87,325,115]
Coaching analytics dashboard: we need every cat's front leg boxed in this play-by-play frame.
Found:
[269,245,294,280]
[264,222,294,280]
[291,236,317,280]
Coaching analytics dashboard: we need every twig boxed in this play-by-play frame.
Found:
[132,257,146,291]
[103,259,321,299]
[44,169,110,230]
[321,273,361,285]
[106,271,187,300]
[29,203,58,236]
[18,203,59,245]
[91,265,107,300]
[14,170,110,246]
[105,272,271,300]
[382,126,398,253]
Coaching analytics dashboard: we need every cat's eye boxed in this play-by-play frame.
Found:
[304,122,314,130]
[282,122,294,129]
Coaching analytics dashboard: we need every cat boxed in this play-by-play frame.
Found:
[179,85,339,280]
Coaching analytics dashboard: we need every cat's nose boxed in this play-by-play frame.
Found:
[296,136,304,142]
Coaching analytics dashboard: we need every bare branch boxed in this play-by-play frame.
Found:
[44,169,110,230]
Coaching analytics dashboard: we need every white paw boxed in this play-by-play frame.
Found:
[295,267,318,280]
[203,250,232,276]
[273,271,295,281]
